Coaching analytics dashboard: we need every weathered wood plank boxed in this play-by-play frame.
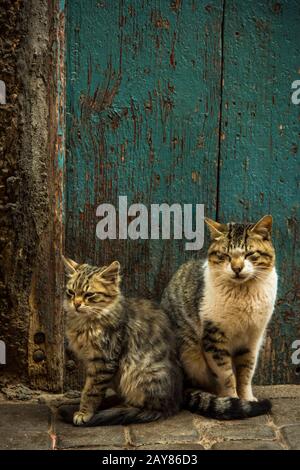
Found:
[65,0,223,388]
[27,0,65,392]
[218,0,300,384]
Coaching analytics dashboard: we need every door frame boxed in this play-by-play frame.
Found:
[28,0,66,392]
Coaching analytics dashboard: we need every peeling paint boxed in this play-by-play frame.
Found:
[66,0,222,313]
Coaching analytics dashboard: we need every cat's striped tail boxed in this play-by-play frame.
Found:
[184,388,272,420]
[59,405,169,426]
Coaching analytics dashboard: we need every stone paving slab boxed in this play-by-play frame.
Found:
[253,385,300,399]
[194,415,275,442]
[0,403,51,450]
[55,417,126,449]
[203,424,275,442]
[129,411,198,447]
[0,386,299,450]
[133,444,204,450]
[271,398,300,427]
[281,425,300,450]
[61,447,125,450]
[212,440,284,450]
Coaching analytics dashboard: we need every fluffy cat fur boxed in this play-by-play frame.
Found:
[161,215,276,419]
[62,258,182,426]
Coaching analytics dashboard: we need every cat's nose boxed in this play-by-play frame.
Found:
[74,299,82,310]
[232,265,243,275]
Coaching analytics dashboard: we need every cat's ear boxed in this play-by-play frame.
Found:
[250,215,273,238]
[205,218,226,239]
[62,255,79,276]
[100,261,120,283]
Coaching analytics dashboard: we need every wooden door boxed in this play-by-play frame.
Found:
[65,0,300,386]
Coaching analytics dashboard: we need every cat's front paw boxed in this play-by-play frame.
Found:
[240,394,258,402]
[73,410,93,425]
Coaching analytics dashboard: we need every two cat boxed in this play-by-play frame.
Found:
[61,215,277,425]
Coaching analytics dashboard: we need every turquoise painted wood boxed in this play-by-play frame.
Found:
[66,0,222,299]
[218,0,300,384]
[66,0,300,384]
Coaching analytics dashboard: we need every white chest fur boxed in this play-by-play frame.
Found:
[200,264,278,348]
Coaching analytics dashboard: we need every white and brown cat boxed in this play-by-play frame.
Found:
[161,215,277,419]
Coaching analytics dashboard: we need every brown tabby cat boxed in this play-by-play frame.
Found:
[62,257,182,426]
[161,215,276,419]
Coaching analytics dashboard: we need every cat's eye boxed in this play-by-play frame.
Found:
[216,252,230,261]
[84,291,110,302]
[66,288,75,297]
[245,251,260,260]
[84,292,96,300]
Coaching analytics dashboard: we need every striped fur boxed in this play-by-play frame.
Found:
[184,389,271,420]
[161,215,277,420]
[62,258,182,426]
[60,406,164,426]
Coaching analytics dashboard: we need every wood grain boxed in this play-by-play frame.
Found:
[218,0,300,384]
